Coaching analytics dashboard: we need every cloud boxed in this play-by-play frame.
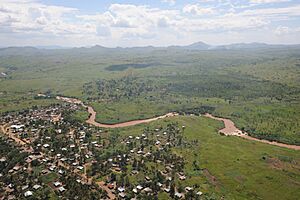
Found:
[0,0,83,36]
[0,1,299,46]
[161,0,176,6]
[157,17,169,27]
[274,25,300,35]
[78,3,181,41]
[96,25,111,37]
[183,4,216,15]
[250,0,290,3]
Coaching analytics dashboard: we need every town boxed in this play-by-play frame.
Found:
[0,101,204,199]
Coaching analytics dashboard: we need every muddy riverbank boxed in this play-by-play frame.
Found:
[204,113,300,150]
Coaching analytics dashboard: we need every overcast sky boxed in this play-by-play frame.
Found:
[1,0,300,47]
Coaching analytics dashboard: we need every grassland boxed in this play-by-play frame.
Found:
[0,47,299,145]
[106,116,300,200]
[0,45,300,199]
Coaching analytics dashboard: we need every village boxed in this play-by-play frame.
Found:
[0,100,204,199]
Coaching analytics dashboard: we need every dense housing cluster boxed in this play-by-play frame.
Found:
[0,102,205,199]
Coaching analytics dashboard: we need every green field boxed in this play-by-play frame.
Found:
[0,47,299,144]
[0,46,300,199]
[104,116,300,199]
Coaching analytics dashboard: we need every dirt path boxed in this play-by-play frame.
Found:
[204,113,300,151]
[97,181,115,199]
[85,105,178,128]
[57,96,178,128]
[56,96,300,150]
[0,124,28,146]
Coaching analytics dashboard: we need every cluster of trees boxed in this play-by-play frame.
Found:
[178,106,215,115]
[83,76,163,101]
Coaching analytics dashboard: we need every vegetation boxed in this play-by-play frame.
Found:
[99,116,300,199]
[0,46,299,199]
[1,47,299,144]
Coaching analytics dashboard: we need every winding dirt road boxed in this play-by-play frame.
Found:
[56,96,300,150]
[85,105,178,128]
[56,96,178,128]
[204,113,300,151]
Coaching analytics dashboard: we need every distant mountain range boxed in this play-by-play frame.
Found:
[0,42,300,55]
[175,42,300,50]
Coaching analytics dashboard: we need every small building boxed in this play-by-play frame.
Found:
[119,192,126,198]
[175,192,184,199]
[58,186,66,193]
[24,191,33,197]
[136,185,143,190]
[118,187,125,193]
[33,185,41,190]
[53,181,62,187]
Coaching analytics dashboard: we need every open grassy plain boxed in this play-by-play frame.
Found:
[0,46,300,199]
[0,47,299,144]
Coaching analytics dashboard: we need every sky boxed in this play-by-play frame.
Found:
[0,0,300,47]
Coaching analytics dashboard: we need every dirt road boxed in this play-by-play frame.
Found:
[204,113,300,150]
[0,124,28,145]
[56,96,300,150]
[57,95,178,128]
[85,105,178,128]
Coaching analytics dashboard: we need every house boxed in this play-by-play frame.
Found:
[11,124,25,131]
[164,188,170,193]
[13,166,20,171]
[0,157,6,162]
[119,192,126,198]
[132,188,138,194]
[131,170,139,175]
[196,191,203,196]
[118,187,125,193]
[143,187,152,193]
[49,166,56,171]
[24,191,33,197]
[157,182,163,187]
[137,150,143,154]
[185,187,193,192]
[58,186,66,193]
[33,184,41,190]
[53,181,62,187]
[136,185,143,190]
[22,185,29,190]
[175,192,184,199]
